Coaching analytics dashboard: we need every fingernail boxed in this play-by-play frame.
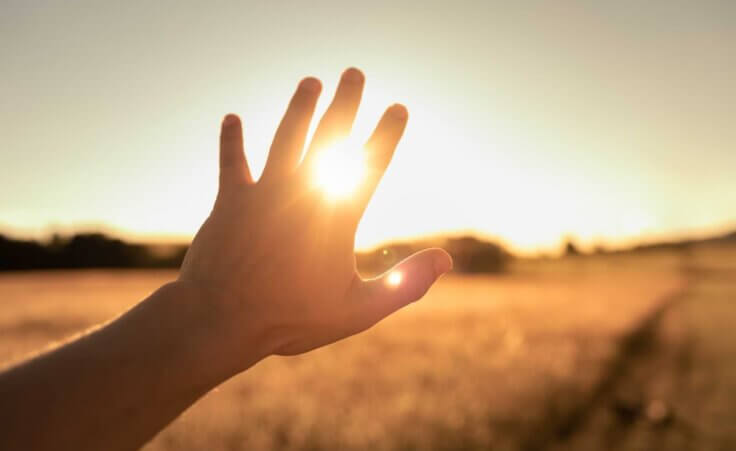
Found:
[389,104,408,119]
[223,114,238,127]
[342,67,364,83]
[300,77,321,93]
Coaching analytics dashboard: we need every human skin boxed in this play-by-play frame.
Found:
[0,68,452,451]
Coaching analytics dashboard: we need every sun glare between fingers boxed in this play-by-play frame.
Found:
[312,141,366,200]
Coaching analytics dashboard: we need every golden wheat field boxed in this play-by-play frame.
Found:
[1,245,734,450]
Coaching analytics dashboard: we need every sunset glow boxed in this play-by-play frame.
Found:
[313,142,366,200]
[1,2,734,253]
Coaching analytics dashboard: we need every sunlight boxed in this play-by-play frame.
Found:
[386,271,403,287]
[312,141,366,199]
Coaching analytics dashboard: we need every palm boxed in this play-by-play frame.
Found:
[180,69,451,358]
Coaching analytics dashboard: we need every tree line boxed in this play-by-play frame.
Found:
[0,233,511,273]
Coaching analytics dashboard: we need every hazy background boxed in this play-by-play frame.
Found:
[2,0,734,254]
[3,3,736,450]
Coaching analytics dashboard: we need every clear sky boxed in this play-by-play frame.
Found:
[1,1,734,253]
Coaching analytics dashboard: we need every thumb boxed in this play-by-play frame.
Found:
[349,248,453,331]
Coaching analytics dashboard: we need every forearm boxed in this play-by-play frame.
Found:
[0,282,264,451]
[0,68,443,450]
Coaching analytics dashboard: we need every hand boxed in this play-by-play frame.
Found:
[0,70,454,451]
[178,68,452,372]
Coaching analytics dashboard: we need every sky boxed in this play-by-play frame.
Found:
[1,1,734,254]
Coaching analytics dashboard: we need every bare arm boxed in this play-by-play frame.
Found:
[0,283,242,450]
[0,68,452,451]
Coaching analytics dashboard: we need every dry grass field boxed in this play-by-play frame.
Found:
[1,245,733,450]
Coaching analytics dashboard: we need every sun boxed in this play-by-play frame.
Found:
[312,141,366,199]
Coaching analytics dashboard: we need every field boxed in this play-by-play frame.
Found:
[1,244,734,450]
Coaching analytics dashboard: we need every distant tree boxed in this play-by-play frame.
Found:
[0,232,186,271]
[564,239,581,257]
[355,235,510,275]
[0,234,50,270]
[445,236,509,273]
[61,233,146,268]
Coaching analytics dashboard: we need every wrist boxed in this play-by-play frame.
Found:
[156,280,273,383]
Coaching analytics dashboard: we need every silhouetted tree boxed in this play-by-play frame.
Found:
[444,236,509,273]
[0,233,187,271]
[356,236,510,275]
[564,239,581,257]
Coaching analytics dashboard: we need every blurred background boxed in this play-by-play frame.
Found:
[1,1,735,449]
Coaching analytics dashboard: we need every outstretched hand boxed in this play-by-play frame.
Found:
[0,68,452,451]
[179,68,452,368]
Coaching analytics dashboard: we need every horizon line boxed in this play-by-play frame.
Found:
[2,220,735,258]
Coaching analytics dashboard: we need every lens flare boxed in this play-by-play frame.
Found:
[312,141,365,199]
[387,271,403,287]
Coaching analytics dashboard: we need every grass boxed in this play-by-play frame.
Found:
[1,245,732,450]
[549,243,736,451]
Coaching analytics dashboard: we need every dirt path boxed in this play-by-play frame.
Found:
[545,247,736,451]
